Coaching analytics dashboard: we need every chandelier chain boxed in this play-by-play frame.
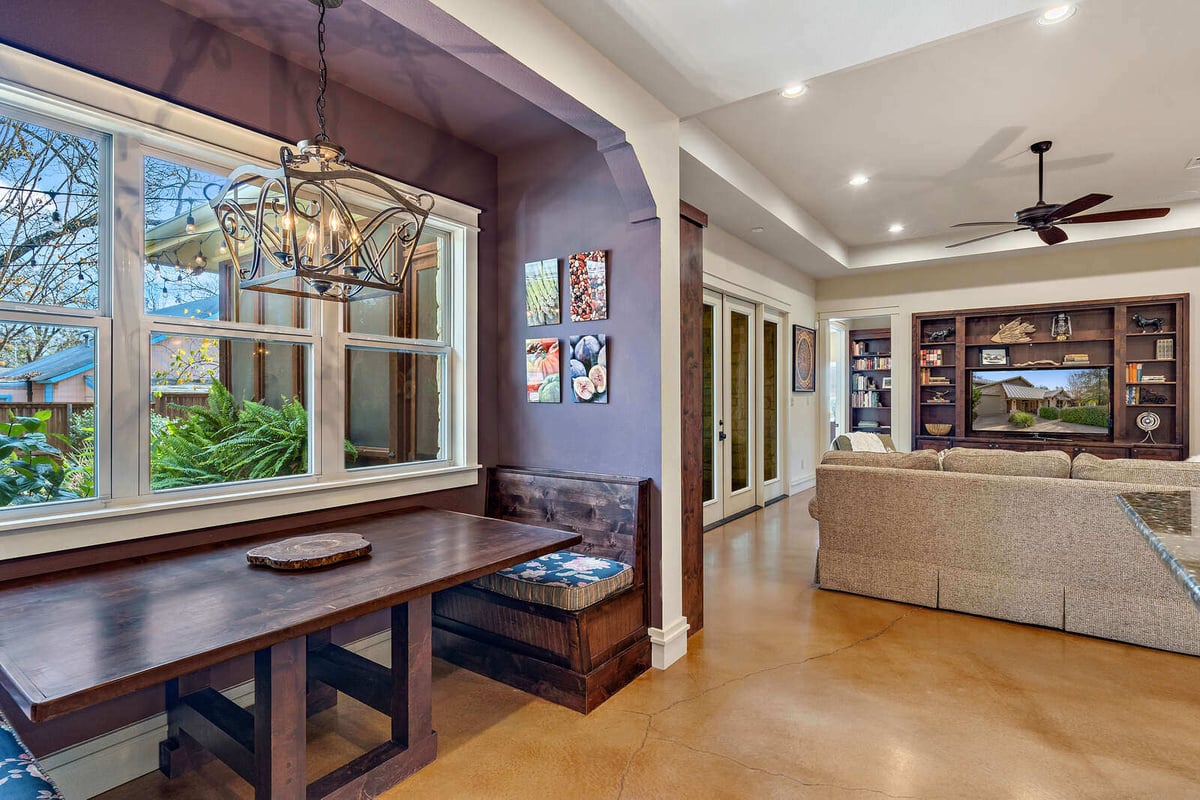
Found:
[315,0,329,143]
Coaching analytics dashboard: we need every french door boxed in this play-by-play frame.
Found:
[702,291,758,525]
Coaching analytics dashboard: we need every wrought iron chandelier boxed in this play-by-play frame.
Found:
[210,0,433,302]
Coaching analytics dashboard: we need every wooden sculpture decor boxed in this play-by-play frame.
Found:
[246,532,372,570]
[991,318,1036,344]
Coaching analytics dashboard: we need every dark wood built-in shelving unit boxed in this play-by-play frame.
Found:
[850,327,892,436]
[912,294,1189,460]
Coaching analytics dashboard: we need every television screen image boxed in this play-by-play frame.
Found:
[969,368,1112,437]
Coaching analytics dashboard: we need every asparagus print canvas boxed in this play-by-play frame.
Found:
[524,259,560,326]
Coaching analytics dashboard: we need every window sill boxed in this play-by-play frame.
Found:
[0,464,483,561]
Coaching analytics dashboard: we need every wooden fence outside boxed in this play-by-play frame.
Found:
[0,393,208,453]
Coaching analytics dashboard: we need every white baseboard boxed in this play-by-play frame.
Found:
[790,474,815,493]
[41,630,392,799]
[648,616,690,669]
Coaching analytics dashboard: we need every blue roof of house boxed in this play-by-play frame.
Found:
[0,296,219,382]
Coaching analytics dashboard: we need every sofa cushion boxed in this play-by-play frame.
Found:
[820,449,941,471]
[0,713,64,799]
[473,550,633,611]
[1071,453,1200,487]
[941,447,1071,479]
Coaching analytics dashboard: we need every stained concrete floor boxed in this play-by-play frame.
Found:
[99,490,1200,799]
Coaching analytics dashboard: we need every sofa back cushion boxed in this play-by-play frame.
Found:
[820,449,941,470]
[1071,453,1200,487]
[941,447,1071,479]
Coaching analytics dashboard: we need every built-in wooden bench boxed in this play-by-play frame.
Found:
[431,466,651,713]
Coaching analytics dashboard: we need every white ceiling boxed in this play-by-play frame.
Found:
[541,0,1200,275]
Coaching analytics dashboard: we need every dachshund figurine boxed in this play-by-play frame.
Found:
[1132,313,1165,334]
[927,326,954,342]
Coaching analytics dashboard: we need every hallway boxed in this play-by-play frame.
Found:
[100,492,1200,799]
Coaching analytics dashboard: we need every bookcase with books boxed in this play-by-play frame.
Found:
[849,327,892,436]
[911,294,1189,460]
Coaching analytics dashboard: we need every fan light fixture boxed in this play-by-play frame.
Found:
[888,223,904,234]
[848,174,870,187]
[780,84,807,99]
[1037,4,1077,25]
[210,0,433,302]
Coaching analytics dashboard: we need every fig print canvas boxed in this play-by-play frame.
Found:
[524,258,560,326]
[568,334,607,403]
[569,250,608,322]
[526,338,561,402]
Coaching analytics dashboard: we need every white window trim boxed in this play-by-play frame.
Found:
[0,44,481,560]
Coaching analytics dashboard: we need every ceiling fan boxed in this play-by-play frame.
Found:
[946,140,1169,248]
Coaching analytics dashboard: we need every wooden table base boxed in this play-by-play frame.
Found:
[159,596,437,799]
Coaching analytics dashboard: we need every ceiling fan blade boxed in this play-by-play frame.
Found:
[951,221,1018,227]
[946,228,1023,249]
[1049,193,1112,220]
[1038,226,1068,246]
[1060,208,1170,224]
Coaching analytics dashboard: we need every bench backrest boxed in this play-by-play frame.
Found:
[486,466,651,587]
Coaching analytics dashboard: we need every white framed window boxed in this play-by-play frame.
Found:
[0,44,480,558]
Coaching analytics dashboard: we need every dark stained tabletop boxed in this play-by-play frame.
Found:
[0,507,579,722]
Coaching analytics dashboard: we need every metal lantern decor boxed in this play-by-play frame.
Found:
[1051,312,1072,342]
[210,0,433,302]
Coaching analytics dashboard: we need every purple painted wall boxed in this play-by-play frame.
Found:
[497,132,663,618]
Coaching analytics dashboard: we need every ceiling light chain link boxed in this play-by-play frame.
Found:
[315,0,329,144]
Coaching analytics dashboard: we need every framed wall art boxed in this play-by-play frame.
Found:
[792,324,816,393]
[569,250,608,322]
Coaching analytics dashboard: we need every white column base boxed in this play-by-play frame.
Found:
[648,616,690,669]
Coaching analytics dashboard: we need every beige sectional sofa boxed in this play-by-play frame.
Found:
[811,448,1200,656]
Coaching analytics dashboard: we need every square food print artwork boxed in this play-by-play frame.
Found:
[568,334,607,403]
[569,250,607,322]
[524,258,560,326]
[526,338,561,403]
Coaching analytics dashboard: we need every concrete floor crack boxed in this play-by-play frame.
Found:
[650,734,932,800]
[650,608,917,719]
[614,710,652,800]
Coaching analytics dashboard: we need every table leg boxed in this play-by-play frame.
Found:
[254,637,307,800]
[159,669,213,777]
[306,596,437,798]
[305,629,339,716]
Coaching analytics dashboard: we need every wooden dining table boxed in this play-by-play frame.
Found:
[0,506,580,799]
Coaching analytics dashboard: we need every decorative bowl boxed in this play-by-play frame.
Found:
[924,423,952,437]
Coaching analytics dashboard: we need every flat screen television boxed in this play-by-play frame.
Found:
[968,367,1113,440]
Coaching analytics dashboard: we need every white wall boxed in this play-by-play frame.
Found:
[703,225,819,492]
[817,236,1200,452]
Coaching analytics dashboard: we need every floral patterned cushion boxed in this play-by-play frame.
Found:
[0,713,63,799]
[473,550,633,611]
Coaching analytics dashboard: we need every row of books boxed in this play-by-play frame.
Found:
[852,356,891,370]
[918,349,944,367]
[851,391,888,408]
[1125,363,1169,382]
[1125,386,1170,405]
[851,341,882,356]
[919,368,952,386]
[851,374,884,391]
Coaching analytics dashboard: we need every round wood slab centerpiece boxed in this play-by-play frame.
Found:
[246,532,371,570]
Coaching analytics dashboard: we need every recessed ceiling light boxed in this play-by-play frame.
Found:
[1037,4,1077,25]
[888,223,905,234]
[848,174,870,187]
[751,226,765,233]
[780,84,807,99]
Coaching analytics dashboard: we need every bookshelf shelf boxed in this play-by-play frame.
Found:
[849,327,891,440]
